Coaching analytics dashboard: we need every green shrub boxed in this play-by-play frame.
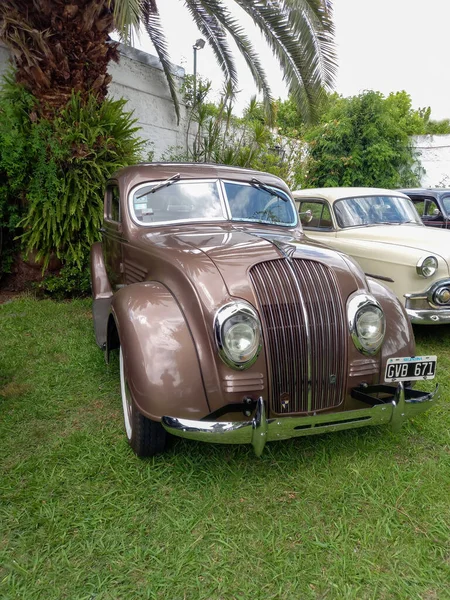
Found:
[0,77,143,289]
[36,256,91,299]
[297,91,423,189]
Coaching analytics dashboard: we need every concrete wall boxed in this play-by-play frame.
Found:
[107,44,192,159]
[413,135,450,188]
[0,42,12,79]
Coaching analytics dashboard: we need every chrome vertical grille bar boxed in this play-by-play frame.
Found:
[250,258,347,414]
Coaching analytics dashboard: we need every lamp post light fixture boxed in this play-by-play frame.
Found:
[193,38,206,107]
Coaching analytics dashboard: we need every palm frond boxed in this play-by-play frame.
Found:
[196,0,275,124]
[282,0,336,87]
[234,0,337,122]
[110,0,148,43]
[139,2,181,124]
[183,0,238,88]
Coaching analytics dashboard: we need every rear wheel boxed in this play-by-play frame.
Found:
[119,346,167,457]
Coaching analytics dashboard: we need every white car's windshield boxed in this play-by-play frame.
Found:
[131,179,297,226]
[334,195,422,228]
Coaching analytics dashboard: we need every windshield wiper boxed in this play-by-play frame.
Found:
[250,178,288,202]
[136,173,181,199]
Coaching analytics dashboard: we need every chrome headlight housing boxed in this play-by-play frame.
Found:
[214,301,262,370]
[348,294,386,355]
[416,255,438,278]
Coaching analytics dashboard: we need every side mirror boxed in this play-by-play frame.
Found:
[299,209,313,224]
[432,208,442,217]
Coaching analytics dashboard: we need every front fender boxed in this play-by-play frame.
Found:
[367,278,416,372]
[110,282,210,421]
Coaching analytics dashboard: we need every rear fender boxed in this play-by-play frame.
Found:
[91,242,113,348]
[110,282,209,421]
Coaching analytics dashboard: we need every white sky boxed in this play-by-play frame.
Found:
[136,0,450,120]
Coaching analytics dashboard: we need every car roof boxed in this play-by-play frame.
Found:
[399,188,450,198]
[112,162,290,192]
[292,187,409,203]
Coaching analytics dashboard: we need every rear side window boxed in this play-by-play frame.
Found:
[106,185,120,222]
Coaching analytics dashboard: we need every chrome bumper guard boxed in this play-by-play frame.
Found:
[162,382,439,456]
[406,308,450,325]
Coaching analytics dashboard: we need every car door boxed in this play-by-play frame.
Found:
[102,181,125,290]
[296,198,337,243]
[410,195,446,228]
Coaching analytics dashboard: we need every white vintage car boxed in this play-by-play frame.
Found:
[292,187,450,325]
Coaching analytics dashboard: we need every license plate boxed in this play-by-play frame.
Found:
[385,356,437,382]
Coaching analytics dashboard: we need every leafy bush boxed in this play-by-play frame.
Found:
[297,91,424,189]
[168,80,298,186]
[36,256,91,299]
[0,76,143,291]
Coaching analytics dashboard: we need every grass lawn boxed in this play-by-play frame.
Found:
[1,297,449,600]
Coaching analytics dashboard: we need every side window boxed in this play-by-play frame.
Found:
[299,200,333,229]
[423,199,441,217]
[106,185,121,223]
[412,197,441,218]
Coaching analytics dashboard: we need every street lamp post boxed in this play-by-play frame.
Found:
[192,38,205,107]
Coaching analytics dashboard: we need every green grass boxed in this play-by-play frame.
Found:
[1,298,449,600]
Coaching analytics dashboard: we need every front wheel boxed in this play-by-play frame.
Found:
[119,346,167,457]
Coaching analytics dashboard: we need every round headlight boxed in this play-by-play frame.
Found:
[215,302,261,369]
[348,294,386,355]
[416,256,438,278]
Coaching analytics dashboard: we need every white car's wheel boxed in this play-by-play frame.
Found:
[119,346,167,457]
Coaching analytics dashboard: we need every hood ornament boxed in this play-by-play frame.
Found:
[271,239,297,261]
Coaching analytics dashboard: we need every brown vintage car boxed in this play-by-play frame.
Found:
[90,163,438,457]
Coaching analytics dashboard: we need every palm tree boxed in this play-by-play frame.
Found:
[0,0,336,121]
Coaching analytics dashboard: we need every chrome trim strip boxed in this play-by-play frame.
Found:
[162,386,439,455]
[284,259,313,411]
[365,273,395,283]
[406,307,450,324]
[405,278,450,307]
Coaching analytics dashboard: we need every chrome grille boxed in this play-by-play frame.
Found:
[250,259,347,414]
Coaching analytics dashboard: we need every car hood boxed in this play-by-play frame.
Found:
[164,225,364,299]
[338,224,450,261]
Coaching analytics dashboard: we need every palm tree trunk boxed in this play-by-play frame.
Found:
[0,0,119,116]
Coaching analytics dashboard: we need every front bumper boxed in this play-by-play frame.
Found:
[406,308,450,325]
[162,383,439,456]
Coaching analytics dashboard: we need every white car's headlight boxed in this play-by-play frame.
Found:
[416,256,438,278]
[348,295,386,355]
[214,302,261,369]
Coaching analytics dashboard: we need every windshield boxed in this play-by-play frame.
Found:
[130,179,297,226]
[334,195,422,228]
[132,180,225,224]
[224,181,296,225]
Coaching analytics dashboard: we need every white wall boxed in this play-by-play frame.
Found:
[413,135,450,188]
[107,45,192,159]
